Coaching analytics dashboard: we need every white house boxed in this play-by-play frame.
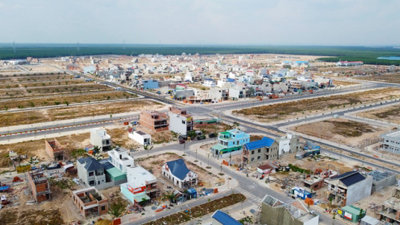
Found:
[168,107,193,136]
[129,130,152,146]
[162,159,198,189]
[107,148,134,173]
[90,128,112,151]
[203,79,216,87]
[277,133,301,156]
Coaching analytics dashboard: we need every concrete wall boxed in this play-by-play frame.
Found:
[346,176,373,206]
[372,175,397,193]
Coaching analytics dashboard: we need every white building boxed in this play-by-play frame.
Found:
[381,130,400,154]
[277,133,301,155]
[129,130,152,146]
[168,107,193,136]
[203,79,216,87]
[90,128,112,151]
[162,159,198,189]
[107,148,134,173]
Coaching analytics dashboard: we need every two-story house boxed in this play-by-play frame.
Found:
[107,148,134,173]
[211,129,250,158]
[325,171,372,206]
[242,137,279,166]
[162,159,198,189]
[77,157,113,190]
[139,111,169,133]
[90,128,112,151]
[120,166,160,204]
[168,107,193,136]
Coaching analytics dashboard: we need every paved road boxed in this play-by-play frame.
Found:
[129,140,343,225]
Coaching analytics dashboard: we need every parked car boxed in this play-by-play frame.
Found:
[196,135,206,140]
[178,135,188,141]
[208,133,217,138]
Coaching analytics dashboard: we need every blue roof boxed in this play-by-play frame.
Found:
[212,210,242,225]
[78,157,104,171]
[166,159,190,180]
[187,188,197,194]
[226,78,235,82]
[244,137,275,150]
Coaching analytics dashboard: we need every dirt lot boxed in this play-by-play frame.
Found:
[106,127,141,150]
[357,104,400,124]
[0,133,90,169]
[234,87,400,122]
[358,72,400,83]
[0,91,135,110]
[0,100,162,127]
[291,118,392,147]
[332,80,358,86]
[0,176,84,225]
[137,153,224,188]
[194,122,234,135]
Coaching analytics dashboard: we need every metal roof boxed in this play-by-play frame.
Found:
[166,159,190,180]
[332,171,366,186]
[245,137,275,150]
[212,210,242,225]
[78,157,104,171]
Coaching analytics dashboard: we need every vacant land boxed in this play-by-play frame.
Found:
[358,73,400,83]
[332,80,358,86]
[138,153,223,188]
[1,91,134,109]
[234,88,400,122]
[0,100,161,127]
[292,118,389,147]
[0,133,90,168]
[357,105,400,124]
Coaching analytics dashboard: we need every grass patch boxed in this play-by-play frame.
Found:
[329,120,374,137]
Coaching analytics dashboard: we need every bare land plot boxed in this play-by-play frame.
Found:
[357,73,400,83]
[0,100,162,127]
[0,84,112,99]
[332,80,358,86]
[1,91,134,109]
[138,153,223,188]
[234,88,400,122]
[356,104,400,124]
[291,118,391,147]
[0,79,84,89]
[0,133,89,168]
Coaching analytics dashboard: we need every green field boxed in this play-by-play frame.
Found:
[1,44,400,65]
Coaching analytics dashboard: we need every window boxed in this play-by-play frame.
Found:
[89,172,94,176]
[101,206,106,211]
[257,156,261,160]
[98,181,100,185]
[251,150,254,155]
[89,180,95,186]
[258,149,261,153]
[251,158,254,161]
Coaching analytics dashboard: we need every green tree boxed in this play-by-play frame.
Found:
[162,192,177,204]
[108,201,125,218]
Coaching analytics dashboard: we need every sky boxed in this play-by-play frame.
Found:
[0,0,399,46]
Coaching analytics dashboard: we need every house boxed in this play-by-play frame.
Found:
[211,129,250,158]
[77,157,113,190]
[209,88,229,102]
[27,171,51,203]
[72,187,108,218]
[338,205,366,223]
[379,186,400,224]
[162,159,198,189]
[128,130,152,146]
[360,216,382,225]
[168,107,193,136]
[107,148,134,173]
[260,194,319,225]
[211,210,242,225]
[120,166,160,204]
[257,163,277,174]
[203,78,216,87]
[242,137,278,165]
[139,111,169,133]
[277,134,301,155]
[90,128,112,151]
[336,61,363,66]
[325,171,373,206]
[141,79,159,90]
[45,139,65,161]
[380,130,400,154]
